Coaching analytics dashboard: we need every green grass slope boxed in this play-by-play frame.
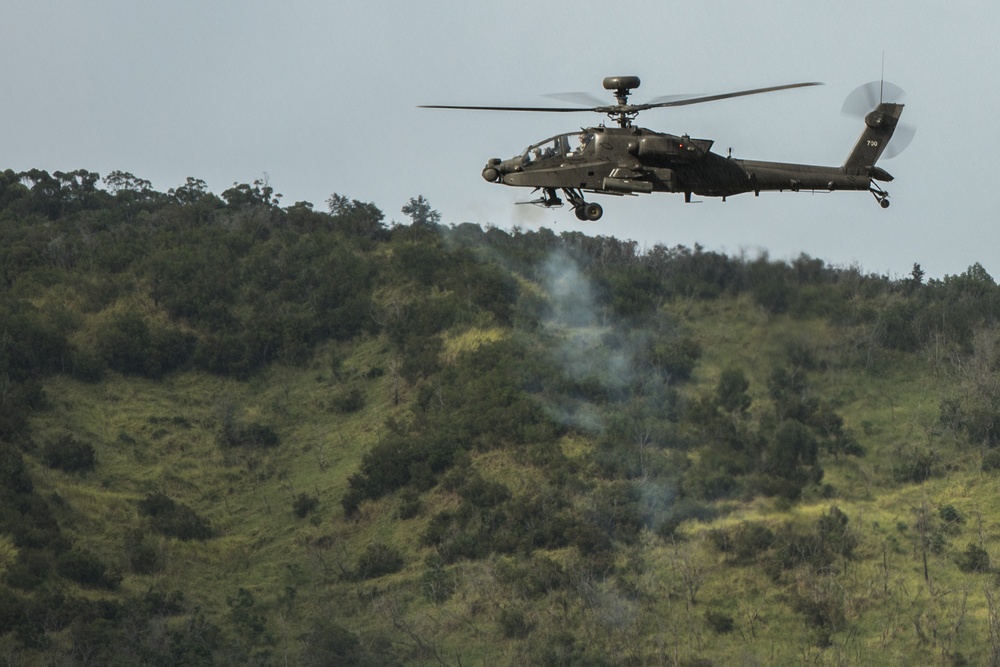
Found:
[20,290,1000,666]
[3,175,1000,664]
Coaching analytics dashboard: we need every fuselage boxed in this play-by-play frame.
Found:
[489,125,881,200]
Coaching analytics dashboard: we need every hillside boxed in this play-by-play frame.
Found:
[3,169,1000,665]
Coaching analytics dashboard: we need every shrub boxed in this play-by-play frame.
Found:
[341,487,363,518]
[194,332,259,378]
[958,542,991,573]
[331,387,365,413]
[569,522,613,559]
[656,499,719,539]
[652,335,703,382]
[56,549,120,588]
[7,548,55,591]
[421,554,455,604]
[710,522,775,564]
[300,621,367,666]
[96,312,197,379]
[240,422,280,448]
[716,368,752,414]
[792,590,845,632]
[124,529,164,575]
[0,443,34,495]
[892,446,939,483]
[41,435,96,472]
[815,506,859,561]
[226,587,268,639]
[685,465,739,501]
[705,610,735,634]
[458,473,511,509]
[355,542,404,580]
[218,421,280,449]
[983,449,1000,472]
[939,504,964,525]
[397,489,421,520]
[69,345,106,382]
[292,493,319,518]
[138,492,212,540]
[0,588,26,636]
[498,606,534,639]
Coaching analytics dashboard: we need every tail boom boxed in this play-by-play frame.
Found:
[687,101,904,199]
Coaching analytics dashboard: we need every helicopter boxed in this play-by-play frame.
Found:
[421,77,910,221]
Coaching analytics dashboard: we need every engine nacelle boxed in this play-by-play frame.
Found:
[636,135,711,165]
[637,136,681,160]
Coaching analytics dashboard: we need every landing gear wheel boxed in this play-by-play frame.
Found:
[563,188,601,221]
[584,203,603,221]
[869,181,891,209]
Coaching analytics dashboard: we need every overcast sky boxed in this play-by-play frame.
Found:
[2,1,994,277]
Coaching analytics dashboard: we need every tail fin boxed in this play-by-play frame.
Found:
[843,102,905,173]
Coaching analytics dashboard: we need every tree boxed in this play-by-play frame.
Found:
[716,367,752,415]
[401,195,440,227]
[168,177,209,205]
[54,169,104,211]
[0,168,28,211]
[327,193,386,238]
[103,170,152,197]
[19,168,64,218]
[766,420,818,476]
[222,177,281,208]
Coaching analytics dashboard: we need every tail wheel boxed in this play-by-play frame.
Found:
[869,182,891,209]
[584,203,603,221]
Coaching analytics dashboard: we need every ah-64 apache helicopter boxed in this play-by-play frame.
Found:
[422,77,911,221]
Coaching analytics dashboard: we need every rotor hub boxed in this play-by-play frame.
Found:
[602,76,641,121]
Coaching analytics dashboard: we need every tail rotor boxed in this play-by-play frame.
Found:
[842,81,915,158]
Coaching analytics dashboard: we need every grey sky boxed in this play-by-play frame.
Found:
[2,2,993,277]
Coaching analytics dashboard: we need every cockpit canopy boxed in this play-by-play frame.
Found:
[521,131,595,164]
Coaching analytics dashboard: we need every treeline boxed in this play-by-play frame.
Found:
[4,168,998,397]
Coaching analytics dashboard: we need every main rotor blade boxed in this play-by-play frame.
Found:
[420,81,823,116]
[419,104,593,113]
[544,91,608,107]
[637,81,823,110]
[646,93,701,105]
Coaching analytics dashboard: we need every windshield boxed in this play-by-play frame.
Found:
[521,132,594,163]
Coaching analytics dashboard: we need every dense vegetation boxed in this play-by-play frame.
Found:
[4,167,1000,664]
